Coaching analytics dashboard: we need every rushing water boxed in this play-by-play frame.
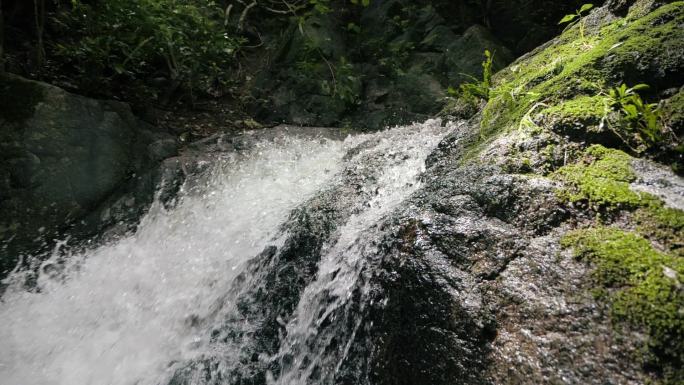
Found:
[0,120,454,385]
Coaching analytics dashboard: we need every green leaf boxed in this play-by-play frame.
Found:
[362,0,370,6]
[618,84,628,97]
[559,14,577,24]
[631,83,650,92]
[623,104,638,117]
[579,3,594,14]
[347,22,361,33]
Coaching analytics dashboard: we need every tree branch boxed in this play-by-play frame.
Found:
[238,1,257,31]
[224,4,233,27]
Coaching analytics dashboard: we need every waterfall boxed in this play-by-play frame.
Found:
[0,120,455,385]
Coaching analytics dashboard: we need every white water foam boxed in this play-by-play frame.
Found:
[0,134,346,385]
[270,120,454,384]
[0,120,454,385]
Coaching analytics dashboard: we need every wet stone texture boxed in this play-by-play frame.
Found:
[164,120,653,385]
[340,129,647,385]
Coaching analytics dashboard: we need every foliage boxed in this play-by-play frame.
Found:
[469,2,683,155]
[605,83,665,152]
[455,49,494,102]
[559,3,594,42]
[320,57,362,105]
[635,205,684,256]
[349,0,371,7]
[53,0,243,101]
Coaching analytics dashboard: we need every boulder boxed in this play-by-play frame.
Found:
[0,74,178,277]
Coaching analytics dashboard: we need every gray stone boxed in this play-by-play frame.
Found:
[0,74,178,277]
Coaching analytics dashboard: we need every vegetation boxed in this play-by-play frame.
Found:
[553,145,646,209]
[555,143,684,382]
[451,49,494,102]
[562,227,683,383]
[559,3,594,44]
[52,0,243,102]
[468,1,683,168]
[605,83,665,152]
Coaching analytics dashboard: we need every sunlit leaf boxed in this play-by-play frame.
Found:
[579,3,594,14]
[559,14,577,24]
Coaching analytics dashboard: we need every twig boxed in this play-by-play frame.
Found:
[238,1,257,31]
[224,4,233,27]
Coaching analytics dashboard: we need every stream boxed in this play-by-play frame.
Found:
[0,120,453,385]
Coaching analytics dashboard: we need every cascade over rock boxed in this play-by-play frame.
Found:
[0,0,683,385]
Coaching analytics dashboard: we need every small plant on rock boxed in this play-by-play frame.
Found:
[604,83,665,152]
[452,49,494,102]
[559,3,594,44]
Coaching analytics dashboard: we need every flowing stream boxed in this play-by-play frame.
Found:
[0,120,454,385]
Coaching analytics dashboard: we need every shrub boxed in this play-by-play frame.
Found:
[53,0,243,101]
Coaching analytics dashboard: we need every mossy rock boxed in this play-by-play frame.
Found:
[562,227,684,383]
[663,88,684,137]
[554,144,654,208]
[539,95,627,146]
[557,142,684,382]
[477,1,684,147]
[635,204,684,257]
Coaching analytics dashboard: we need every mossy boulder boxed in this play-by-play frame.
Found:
[563,227,684,383]
[477,1,684,149]
[552,144,684,382]
[663,87,684,138]
[553,144,648,208]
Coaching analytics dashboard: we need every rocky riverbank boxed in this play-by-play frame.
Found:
[0,0,682,384]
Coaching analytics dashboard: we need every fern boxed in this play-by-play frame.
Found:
[458,49,494,102]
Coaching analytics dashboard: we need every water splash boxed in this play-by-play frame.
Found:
[0,120,455,385]
[0,133,345,385]
[269,120,453,384]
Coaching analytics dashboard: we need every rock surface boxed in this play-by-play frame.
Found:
[167,1,684,384]
[0,74,178,277]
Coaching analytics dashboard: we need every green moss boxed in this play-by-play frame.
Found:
[0,75,45,123]
[663,89,684,132]
[540,95,607,133]
[554,144,655,208]
[562,227,684,383]
[636,205,684,257]
[469,2,684,154]
[542,95,606,119]
[555,142,684,253]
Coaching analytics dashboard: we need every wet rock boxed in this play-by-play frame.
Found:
[0,74,178,277]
